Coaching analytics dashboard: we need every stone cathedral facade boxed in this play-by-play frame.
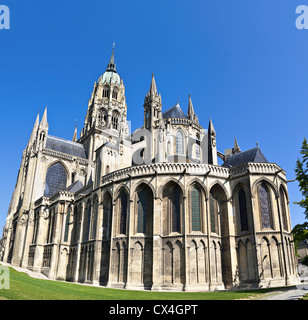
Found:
[0,49,299,291]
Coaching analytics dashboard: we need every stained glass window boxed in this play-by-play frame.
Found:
[210,192,219,234]
[259,183,272,229]
[111,111,120,130]
[119,191,128,235]
[84,203,91,241]
[171,186,181,232]
[44,162,67,197]
[238,188,248,231]
[279,188,288,230]
[137,188,147,233]
[191,186,201,231]
[176,131,184,155]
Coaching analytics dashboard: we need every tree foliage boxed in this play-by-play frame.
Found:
[294,138,308,220]
[302,255,308,267]
[292,138,308,254]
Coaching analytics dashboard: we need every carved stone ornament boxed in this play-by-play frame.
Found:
[18,213,28,226]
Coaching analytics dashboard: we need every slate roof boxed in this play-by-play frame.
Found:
[65,180,84,193]
[45,135,87,159]
[222,147,268,168]
[163,103,187,120]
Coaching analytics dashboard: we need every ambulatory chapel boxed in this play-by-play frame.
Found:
[0,49,299,291]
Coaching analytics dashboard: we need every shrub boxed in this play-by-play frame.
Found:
[302,255,308,267]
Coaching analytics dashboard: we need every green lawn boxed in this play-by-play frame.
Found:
[0,265,292,300]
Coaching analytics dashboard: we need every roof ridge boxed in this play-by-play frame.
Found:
[162,102,181,114]
[47,135,83,147]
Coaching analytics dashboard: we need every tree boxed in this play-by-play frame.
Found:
[302,255,308,267]
[292,222,308,255]
[292,138,308,255]
[294,138,308,220]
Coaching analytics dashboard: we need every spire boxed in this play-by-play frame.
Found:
[208,118,215,134]
[149,73,158,96]
[208,118,217,165]
[234,138,241,153]
[39,106,48,130]
[72,124,78,142]
[187,94,195,119]
[27,113,39,148]
[106,47,116,73]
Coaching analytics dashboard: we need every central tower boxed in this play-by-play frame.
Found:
[79,47,128,161]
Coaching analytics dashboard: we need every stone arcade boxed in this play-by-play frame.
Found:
[0,48,299,291]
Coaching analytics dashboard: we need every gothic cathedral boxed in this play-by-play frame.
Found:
[0,49,299,291]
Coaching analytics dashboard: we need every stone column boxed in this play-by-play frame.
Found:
[33,207,48,272]
[20,209,35,268]
[205,196,212,291]
[106,190,116,287]
[73,203,84,282]
[49,203,63,279]
[151,197,163,291]
[92,202,103,285]
[125,195,134,289]
[10,211,28,267]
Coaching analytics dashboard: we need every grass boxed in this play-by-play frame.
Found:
[0,265,294,300]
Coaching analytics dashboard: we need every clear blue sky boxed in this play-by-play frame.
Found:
[0,0,307,232]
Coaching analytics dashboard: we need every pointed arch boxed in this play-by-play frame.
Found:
[164,241,173,284]
[208,180,230,200]
[162,181,183,235]
[135,183,153,235]
[237,240,248,281]
[258,183,273,229]
[44,161,68,197]
[238,187,249,231]
[260,237,271,279]
[252,177,278,198]
[117,188,128,235]
[174,240,185,284]
[189,240,198,284]
[102,191,112,240]
[90,194,99,239]
[175,130,184,155]
[83,199,92,241]
[158,177,185,199]
[131,241,143,284]
[190,184,202,232]
[111,110,120,130]
[279,186,289,231]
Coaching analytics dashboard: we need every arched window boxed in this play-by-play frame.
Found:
[259,183,272,229]
[111,111,120,130]
[84,202,91,241]
[238,188,248,231]
[163,182,182,234]
[176,131,184,155]
[102,87,109,98]
[195,133,200,158]
[137,188,147,233]
[44,162,67,197]
[90,197,98,239]
[112,88,118,99]
[102,192,112,240]
[119,190,128,235]
[136,185,153,235]
[279,187,288,231]
[191,186,201,231]
[209,191,219,234]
